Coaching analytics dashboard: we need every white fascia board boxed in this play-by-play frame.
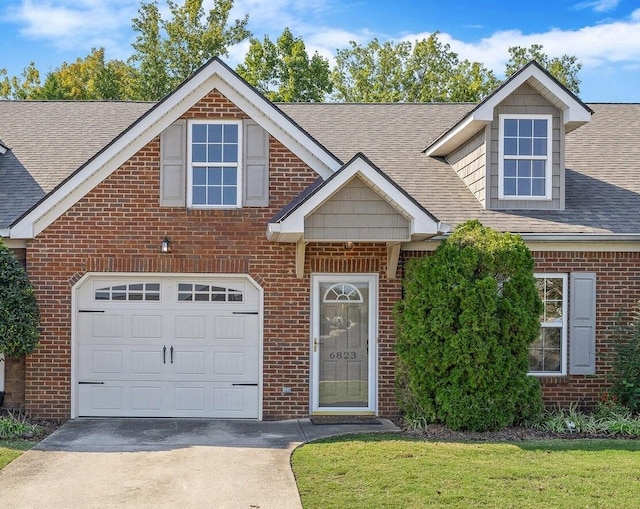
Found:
[10,59,339,239]
[0,229,9,238]
[474,66,591,124]
[427,65,591,158]
[1,237,27,248]
[0,143,7,155]
[425,116,485,157]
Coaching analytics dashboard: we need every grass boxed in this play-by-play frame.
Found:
[0,411,48,470]
[292,434,640,509]
[0,439,35,470]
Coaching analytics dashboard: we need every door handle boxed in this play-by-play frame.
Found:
[313,338,318,352]
[170,345,174,364]
[163,346,166,364]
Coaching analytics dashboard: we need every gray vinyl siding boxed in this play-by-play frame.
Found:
[489,83,564,210]
[447,130,486,207]
[304,177,410,241]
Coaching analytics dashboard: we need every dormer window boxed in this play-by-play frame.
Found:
[498,114,552,200]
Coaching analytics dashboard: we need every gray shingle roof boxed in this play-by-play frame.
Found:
[279,102,640,234]
[1,99,639,235]
[0,100,153,228]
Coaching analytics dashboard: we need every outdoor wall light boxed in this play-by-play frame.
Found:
[344,241,354,249]
[160,236,172,254]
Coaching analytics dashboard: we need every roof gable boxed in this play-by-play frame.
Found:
[9,58,342,239]
[267,153,448,243]
[425,61,593,157]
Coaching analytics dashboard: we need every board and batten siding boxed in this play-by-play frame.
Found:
[488,83,565,210]
[304,177,410,241]
[447,130,486,207]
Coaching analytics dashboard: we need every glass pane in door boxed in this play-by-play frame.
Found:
[318,282,369,407]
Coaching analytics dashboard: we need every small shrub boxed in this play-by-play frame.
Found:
[0,240,40,357]
[596,393,631,420]
[394,220,543,431]
[0,412,42,439]
[603,416,640,436]
[534,403,640,436]
[609,307,640,412]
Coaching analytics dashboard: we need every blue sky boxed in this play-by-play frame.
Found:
[1,0,640,102]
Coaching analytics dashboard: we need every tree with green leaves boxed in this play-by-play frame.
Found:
[130,0,250,100]
[0,241,40,358]
[236,27,332,102]
[394,220,543,431]
[332,33,499,103]
[1,49,135,100]
[0,62,41,100]
[505,44,582,94]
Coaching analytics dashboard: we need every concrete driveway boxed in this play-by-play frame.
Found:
[0,418,398,509]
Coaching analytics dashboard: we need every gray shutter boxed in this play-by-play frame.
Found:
[160,119,186,207]
[569,272,596,375]
[243,120,269,207]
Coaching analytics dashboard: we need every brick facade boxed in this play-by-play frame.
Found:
[17,89,637,421]
[22,90,399,420]
[533,250,640,408]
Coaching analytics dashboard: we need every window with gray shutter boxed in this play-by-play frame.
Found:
[160,119,187,207]
[160,119,270,208]
[569,272,596,375]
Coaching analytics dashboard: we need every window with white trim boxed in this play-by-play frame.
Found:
[529,274,567,375]
[499,114,552,200]
[187,120,242,208]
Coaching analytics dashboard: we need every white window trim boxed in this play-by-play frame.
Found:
[498,114,553,201]
[530,273,568,376]
[187,119,243,209]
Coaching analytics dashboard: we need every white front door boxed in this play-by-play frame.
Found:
[74,274,261,418]
[311,274,377,414]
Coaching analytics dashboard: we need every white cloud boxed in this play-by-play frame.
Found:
[6,0,138,59]
[575,0,620,13]
[398,9,640,77]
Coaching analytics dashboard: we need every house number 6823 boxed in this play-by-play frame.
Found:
[329,351,357,359]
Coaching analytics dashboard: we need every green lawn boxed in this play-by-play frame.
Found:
[292,434,640,509]
[0,439,35,470]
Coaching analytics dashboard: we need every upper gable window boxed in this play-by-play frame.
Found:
[187,120,242,208]
[498,114,552,200]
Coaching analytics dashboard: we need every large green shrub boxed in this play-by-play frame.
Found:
[394,220,543,431]
[0,241,40,357]
[609,307,640,412]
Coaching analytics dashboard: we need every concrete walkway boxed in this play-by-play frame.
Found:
[0,418,398,509]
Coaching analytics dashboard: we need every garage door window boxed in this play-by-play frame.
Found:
[95,283,161,301]
[177,283,243,302]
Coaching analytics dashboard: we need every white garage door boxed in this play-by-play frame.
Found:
[75,275,261,418]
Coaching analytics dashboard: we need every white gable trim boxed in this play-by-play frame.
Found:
[0,142,7,155]
[9,59,340,239]
[267,154,448,243]
[426,62,592,157]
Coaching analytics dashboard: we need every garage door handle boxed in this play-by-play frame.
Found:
[79,309,105,313]
[79,381,104,385]
[232,383,258,386]
[232,311,259,315]
[163,346,166,364]
[170,345,174,364]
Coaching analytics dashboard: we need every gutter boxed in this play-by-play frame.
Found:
[403,232,640,252]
